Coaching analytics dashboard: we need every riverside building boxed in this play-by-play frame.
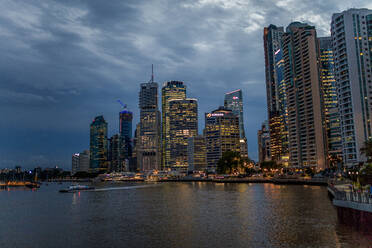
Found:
[282,22,327,170]
[331,8,372,167]
[263,24,289,163]
[168,98,198,171]
[205,107,240,172]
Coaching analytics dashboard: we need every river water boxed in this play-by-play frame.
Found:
[0,182,371,248]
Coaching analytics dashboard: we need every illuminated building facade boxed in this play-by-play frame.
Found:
[283,22,327,169]
[138,79,161,171]
[89,116,108,171]
[331,8,372,167]
[205,107,240,172]
[263,24,286,162]
[224,89,248,158]
[169,98,198,170]
[318,37,342,159]
[274,48,289,164]
[161,81,186,169]
[257,121,271,163]
[187,135,206,172]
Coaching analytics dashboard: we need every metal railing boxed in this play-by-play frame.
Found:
[334,190,372,204]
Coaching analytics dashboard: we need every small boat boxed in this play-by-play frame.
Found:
[59,185,95,193]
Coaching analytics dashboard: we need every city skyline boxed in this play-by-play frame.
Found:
[1,1,372,169]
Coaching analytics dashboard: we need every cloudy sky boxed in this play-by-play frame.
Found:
[0,0,371,169]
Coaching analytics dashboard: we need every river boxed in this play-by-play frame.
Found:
[0,182,371,247]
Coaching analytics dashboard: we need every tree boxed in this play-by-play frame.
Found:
[260,160,279,170]
[360,138,372,163]
[217,151,241,174]
[328,154,342,170]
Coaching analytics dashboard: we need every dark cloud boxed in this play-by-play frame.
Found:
[0,0,371,168]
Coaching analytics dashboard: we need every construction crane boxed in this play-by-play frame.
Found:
[117,99,127,109]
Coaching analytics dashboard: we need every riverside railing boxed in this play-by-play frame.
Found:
[334,189,372,204]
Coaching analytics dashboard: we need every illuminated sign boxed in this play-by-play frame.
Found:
[232,96,239,100]
[207,113,224,117]
[275,49,281,55]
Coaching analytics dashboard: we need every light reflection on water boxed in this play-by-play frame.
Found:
[0,182,371,248]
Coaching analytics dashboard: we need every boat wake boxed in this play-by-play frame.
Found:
[91,184,160,192]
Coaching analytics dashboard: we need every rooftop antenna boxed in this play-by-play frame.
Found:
[148,64,154,83]
[152,64,154,82]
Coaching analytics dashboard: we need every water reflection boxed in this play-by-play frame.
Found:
[0,182,371,248]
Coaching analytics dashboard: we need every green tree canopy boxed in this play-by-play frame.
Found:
[260,160,280,170]
[360,138,372,162]
[217,151,241,174]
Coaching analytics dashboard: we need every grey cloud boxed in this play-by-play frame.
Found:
[0,0,371,168]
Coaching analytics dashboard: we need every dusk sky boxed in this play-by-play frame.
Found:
[1,0,371,169]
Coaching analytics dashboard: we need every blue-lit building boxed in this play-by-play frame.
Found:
[90,115,108,171]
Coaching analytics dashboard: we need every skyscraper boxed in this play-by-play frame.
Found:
[168,98,198,170]
[282,22,327,169]
[205,106,240,172]
[224,89,248,158]
[89,116,108,171]
[138,71,161,171]
[161,81,186,169]
[318,37,342,160]
[263,24,287,162]
[331,8,372,167]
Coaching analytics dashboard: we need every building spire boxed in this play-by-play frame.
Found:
[151,64,154,83]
